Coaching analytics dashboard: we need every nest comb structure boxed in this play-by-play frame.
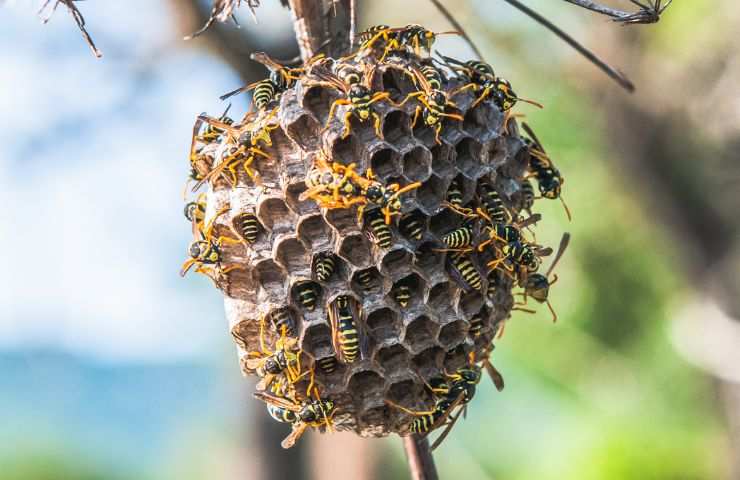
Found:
[187,49,546,439]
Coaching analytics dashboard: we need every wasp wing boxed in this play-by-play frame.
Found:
[281,422,308,449]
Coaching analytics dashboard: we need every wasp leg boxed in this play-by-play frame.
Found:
[340,110,353,139]
[323,98,351,133]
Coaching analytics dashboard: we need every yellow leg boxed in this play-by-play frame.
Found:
[341,110,353,139]
[372,112,383,140]
[433,123,442,145]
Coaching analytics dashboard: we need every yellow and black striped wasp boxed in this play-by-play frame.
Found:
[397,63,463,144]
[183,192,207,236]
[300,154,368,210]
[357,24,459,60]
[329,295,367,364]
[220,52,306,113]
[518,232,570,323]
[185,107,233,197]
[448,252,483,292]
[180,206,244,286]
[192,112,279,188]
[312,251,337,282]
[253,391,335,449]
[521,122,571,221]
[246,314,306,395]
[364,207,393,248]
[305,62,390,139]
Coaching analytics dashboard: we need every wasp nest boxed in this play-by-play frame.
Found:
[181,25,568,446]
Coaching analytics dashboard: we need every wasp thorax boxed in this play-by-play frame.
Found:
[183,27,566,443]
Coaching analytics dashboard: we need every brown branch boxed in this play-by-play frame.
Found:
[562,0,671,24]
[501,0,635,92]
[286,0,329,62]
[38,0,102,58]
[403,435,439,480]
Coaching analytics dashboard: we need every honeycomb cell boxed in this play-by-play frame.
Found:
[389,273,425,310]
[382,109,412,143]
[274,236,309,274]
[302,84,336,125]
[359,406,391,432]
[369,147,401,181]
[324,201,360,231]
[413,242,446,280]
[290,280,322,312]
[375,343,410,377]
[347,370,385,409]
[415,174,446,214]
[284,181,315,216]
[403,315,438,352]
[430,143,455,178]
[351,266,382,295]
[253,258,288,293]
[328,132,360,168]
[455,137,485,179]
[296,213,333,251]
[366,307,401,344]
[338,233,372,268]
[385,379,426,408]
[257,196,297,235]
[429,206,464,238]
[437,320,467,350]
[401,146,432,183]
[398,209,427,243]
[380,247,413,280]
[463,102,498,138]
[427,281,454,311]
[457,290,484,320]
[380,66,416,103]
[302,322,334,359]
[412,346,444,380]
[487,137,509,169]
[443,343,472,372]
[285,113,322,151]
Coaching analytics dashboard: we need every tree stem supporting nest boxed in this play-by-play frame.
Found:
[403,435,439,480]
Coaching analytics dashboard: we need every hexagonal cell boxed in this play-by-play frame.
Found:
[463,102,498,137]
[412,346,444,380]
[232,211,264,245]
[338,233,372,267]
[268,306,299,338]
[290,280,323,312]
[369,147,401,181]
[398,209,427,242]
[438,320,467,349]
[328,133,360,168]
[415,175,446,214]
[445,174,477,207]
[366,307,401,343]
[401,146,432,183]
[427,281,454,311]
[257,197,297,235]
[430,206,470,239]
[380,66,416,103]
[311,250,348,284]
[385,379,427,409]
[375,343,410,376]
[225,267,258,301]
[285,113,322,151]
[389,273,425,310]
[380,247,413,279]
[403,315,437,351]
[443,343,472,372]
[487,137,509,169]
[382,109,412,143]
[284,181,316,216]
[430,143,455,178]
[302,322,334,359]
[347,370,385,409]
[253,259,288,293]
[274,236,309,274]
[455,137,485,178]
[324,207,360,236]
[358,405,391,431]
[413,242,446,279]
[457,290,484,320]
[351,266,382,295]
[296,213,333,251]
[302,84,336,125]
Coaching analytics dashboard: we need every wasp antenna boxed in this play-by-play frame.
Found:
[560,195,573,222]
[519,97,544,109]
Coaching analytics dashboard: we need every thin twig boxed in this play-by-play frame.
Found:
[403,435,439,480]
[38,0,102,58]
[500,0,635,92]
[562,0,671,24]
[429,0,484,61]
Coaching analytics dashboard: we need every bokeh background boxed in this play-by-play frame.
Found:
[2,0,740,479]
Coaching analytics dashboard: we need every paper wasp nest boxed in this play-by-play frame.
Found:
[185,42,559,440]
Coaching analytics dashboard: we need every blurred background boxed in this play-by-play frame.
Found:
[2,0,739,478]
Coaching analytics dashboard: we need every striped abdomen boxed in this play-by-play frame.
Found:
[335,296,360,363]
[442,225,473,248]
[267,404,297,424]
[420,64,443,90]
[399,212,425,241]
[235,211,261,243]
[312,253,336,282]
[450,253,482,291]
[446,178,464,207]
[366,209,392,248]
[271,308,295,337]
[297,282,319,311]
[317,356,337,374]
[393,285,411,308]
[469,313,483,338]
[520,179,535,211]
[253,79,277,110]
[410,399,450,434]
[479,183,507,223]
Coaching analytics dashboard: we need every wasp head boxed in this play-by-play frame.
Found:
[263,356,283,375]
[366,184,385,204]
[525,273,550,302]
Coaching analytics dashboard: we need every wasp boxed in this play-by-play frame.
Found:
[441,222,475,249]
[362,172,422,225]
[220,52,304,112]
[437,53,543,115]
[246,314,305,395]
[329,295,367,364]
[398,65,463,144]
[270,307,296,337]
[355,269,375,292]
[254,391,335,449]
[305,61,389,139]
[184,193,207,236]
[520,179,536,214]
[446,177,465,208]
[469,312,484,338]
[477,182,509,224]
[295,281,321,311]
[518,232,570,323]
[364,207,393,248]
[391,280,413,308]
[316,356,338,374]
[399,211,425,241]
[522,123,571,221]
[233,211,262,244]
[312,252,337,282]
[180,206,244,286]
[300,155,368,210]
[185,109,231,196]
[448,252,483,292]
[357,24,458,60]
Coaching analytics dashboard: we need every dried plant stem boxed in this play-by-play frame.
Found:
[501,0,635,92]
[561,0,634,19]
[403,435,439,480]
